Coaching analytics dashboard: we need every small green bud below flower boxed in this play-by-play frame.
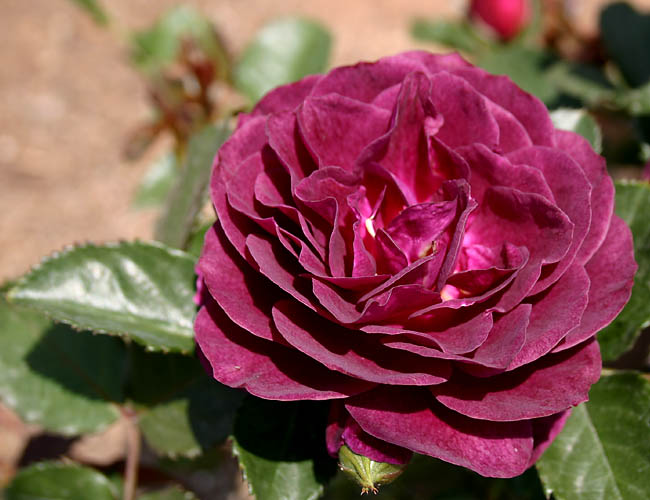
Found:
[338,445,407,494]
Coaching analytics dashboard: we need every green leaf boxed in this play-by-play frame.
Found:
[186,222,213,258]
[67,0,109,26]
[550,108,603,153]
[410,19,482,53]
[130,5,229,79]
[325,454,545,500]
[612,82,650,116]
[232,397,336,500]
[338,445,405,494]
[8,241,196,353]
[234,18,331,104]
[155,124,230,250]
[537,372,650,500]
[600,3,650,88]
[597,181,650,360]
[0,295,124,435]
[133,154,179,209]
[477,47,558,104]
[5,462,118,500]
[129,347,244,458]
[139,486,198,500]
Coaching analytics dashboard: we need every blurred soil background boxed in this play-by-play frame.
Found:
[1,0,649,495]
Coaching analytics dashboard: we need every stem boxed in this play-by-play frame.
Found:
[123,407,141,500]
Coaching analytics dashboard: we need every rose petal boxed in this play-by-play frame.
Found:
[431,339,601,421]
[298,94,390,169]
[273,300,451,385]
[453,67,555,146]
[346,386,534,478]
[556,216,636,351]
[509,265,590,369]
[195,303,374,400]
[528,410,572,466]
[507,146,592,293]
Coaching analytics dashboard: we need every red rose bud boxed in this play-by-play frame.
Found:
[338,445,407,494]
[469,0,531,40]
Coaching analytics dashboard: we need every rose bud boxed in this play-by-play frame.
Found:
[469,0,531,40]
[195,51,636,478]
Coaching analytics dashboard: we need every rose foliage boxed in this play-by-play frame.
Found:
[195,51,636,478]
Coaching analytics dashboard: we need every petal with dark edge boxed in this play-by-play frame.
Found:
[195,304,374,400]
[272,300,451,385]
[346,386,534,478]
[431,339,601,421]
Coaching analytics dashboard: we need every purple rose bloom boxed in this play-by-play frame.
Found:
[195,52,636,477]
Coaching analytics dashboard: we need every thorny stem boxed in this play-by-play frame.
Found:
[122,407,141,500]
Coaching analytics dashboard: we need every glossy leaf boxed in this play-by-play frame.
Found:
[550,108,602,153]
[0,294,124,435]
[133,154,178,209]
[600,3,650,88]
[129,348,244,458]
[234,18,331,104]
[8,241,196,353]
[68,0,109,26]
[139,486,198,500]
[131,5,229,79]
[155,124,230,250]
[5,462,118,500]
[410,19,481,53]
[598,181,650,360]
[537,372,650,500]
[232,397,336,500]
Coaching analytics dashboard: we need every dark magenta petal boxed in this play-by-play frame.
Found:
[245,233,319,311]
[555,129,614,265]
[199,224,277,341]
[342,418,413,465]
[378,310,494,355]
[217,116,268,183]
[527,410,571,467]
[509,265,590,369]
[327,402,413,464]
[345,386,534,478]
[556,216,636,351]
[507,146,592,293]
[385,200,457,263]
[360,72,439,203]
[458,143,553,205]
[453,67,555,146]
[469,186,574,266]
[466,304,531,371]
[247,74,320,118]
[428,72,499,149]
[266,111,318,185]
[273,300,451,385]
[432,340,601,421]
[298,94,390,169]
[195,304,374,400]
[483,99,533,152]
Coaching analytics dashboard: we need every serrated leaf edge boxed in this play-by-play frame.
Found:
[6,240,196,355]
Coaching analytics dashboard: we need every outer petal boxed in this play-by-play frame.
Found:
[346,386,534,478]
[199,224,276,340]
[556,216,636,351]
[452,67,555,146]
[431,340,601,421]
[528,410,572,466]
[195,303,374,400]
